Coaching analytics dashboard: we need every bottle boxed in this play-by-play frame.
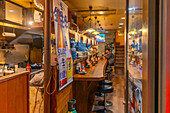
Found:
[76,64,80,74]
[15,63,18,72]
[26,64,31,78]
[57,9,67,87]
[66,99,77,113]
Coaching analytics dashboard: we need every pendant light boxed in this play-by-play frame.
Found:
[28,1,34,25]
[92,16,99,35]
[86,6,95,33]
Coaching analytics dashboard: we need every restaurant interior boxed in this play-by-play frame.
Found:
[0,0,169,113]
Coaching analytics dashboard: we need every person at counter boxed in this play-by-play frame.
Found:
[102,48,115,67]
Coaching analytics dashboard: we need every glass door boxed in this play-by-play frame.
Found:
[127,0,143,112]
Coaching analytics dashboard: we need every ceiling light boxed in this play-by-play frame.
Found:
[5,23,11,26]
[129,31,137,35]
[95,35,102,39]
[92,31,99,35]
[119,23,124,25]
[99,11,103,14]
[9,10,14,12]
[86,28,95,32]
[118,27,122,28]
[29,21,34,25]
[121,17,125,19]
[139,29,147,32]
[86,6,95,33]
[129,7,136,11]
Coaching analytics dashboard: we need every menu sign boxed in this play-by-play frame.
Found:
[53,0,73,90]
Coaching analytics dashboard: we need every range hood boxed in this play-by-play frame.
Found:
[0,21,43,44]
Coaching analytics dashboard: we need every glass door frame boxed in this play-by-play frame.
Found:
[125,0,160,112]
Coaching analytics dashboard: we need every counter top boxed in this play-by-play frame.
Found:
[0,71,29,83]
[73,59,107,81]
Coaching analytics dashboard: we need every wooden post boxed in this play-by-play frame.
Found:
[44,0,51,113]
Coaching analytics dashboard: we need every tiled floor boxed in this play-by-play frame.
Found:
[92,73,125,113]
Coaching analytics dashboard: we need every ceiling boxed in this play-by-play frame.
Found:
[10,0,32,8]
[10,0,126,31]
[63,0,126,31]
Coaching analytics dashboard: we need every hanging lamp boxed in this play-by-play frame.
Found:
[28,2,34,25]
[92,16,99,35]
[86,6,95,33]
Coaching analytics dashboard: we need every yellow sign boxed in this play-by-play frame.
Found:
[67,57,73,80]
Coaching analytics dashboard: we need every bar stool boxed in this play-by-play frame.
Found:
[106,66,113,72]
[96,79,112,96]
[101,79,112,86]
[105,70,111,74]
[95,79,113,106]
[95,85,113,113]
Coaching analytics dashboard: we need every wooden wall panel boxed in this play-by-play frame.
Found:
[56,83,73,113]
[0,73,29,113]
[51,66,73,113]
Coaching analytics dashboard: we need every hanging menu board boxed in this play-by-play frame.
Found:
[53,0,73,90]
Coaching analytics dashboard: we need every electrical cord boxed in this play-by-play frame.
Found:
[45,71,57,95]
[33,87,39,113]
[39,98,44,113]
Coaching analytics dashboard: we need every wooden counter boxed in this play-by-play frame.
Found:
[73,59,107,113]
[0,71,29,113]
[74,59,107,81]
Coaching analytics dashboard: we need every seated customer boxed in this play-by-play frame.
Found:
[103,49,115,67]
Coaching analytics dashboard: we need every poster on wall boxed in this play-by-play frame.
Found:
[75,32,78,42]
[83,36,87,43]
[53,0,73,90]
[88,38,91,44]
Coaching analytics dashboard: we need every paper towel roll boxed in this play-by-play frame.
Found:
[2,32,16,37]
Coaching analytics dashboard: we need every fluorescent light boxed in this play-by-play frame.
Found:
[121,17,125,19]
[86,28,95,33]
[9,10,14,12]
[99,11,103,14]
[119,23,124,25]
[129,7,136,11]
[29,21,34,25]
